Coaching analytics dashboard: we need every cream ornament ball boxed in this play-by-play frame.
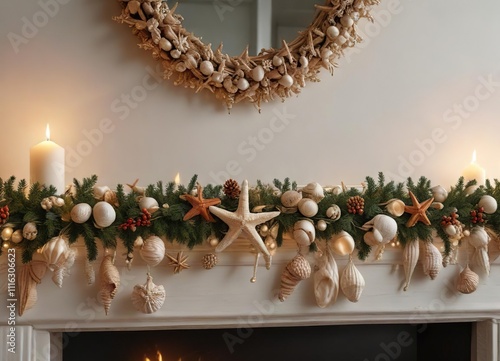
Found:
[330,231,355,256]
[1,227,13,241]
[138,196,159,213]
[297,198,318,217]
[70,203,93,224]
[139,236,166,267]
[293,220,316,246]
[11,230,23,244]
[478,195,497,214]
[92,201,116,228]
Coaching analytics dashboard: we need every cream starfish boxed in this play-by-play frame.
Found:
[209,180,280,269]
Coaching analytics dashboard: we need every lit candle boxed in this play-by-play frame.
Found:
[462,150,486,185]
[30,124,65,193]
[174,172,181,187]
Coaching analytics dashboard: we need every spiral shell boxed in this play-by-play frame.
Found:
[92,201,116,228]
[340,259,365,303]
[466,227,489,248]
[313,245,338,308]
[430,185,448,203]
[278,254,311,302]
[456,265,479,294]
[98,254,120,315]
[473,247,490,276]
[70,203,92,224]
[131,274,166,314]
[421,241,442,280]
[402,240,419,291]
[140,236,166,267]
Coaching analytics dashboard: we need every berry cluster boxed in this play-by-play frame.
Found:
[347,196,364,215]
[119,208,152,231]
[440,212,459,227]
[470,207,486,224]
[0,205,9,225]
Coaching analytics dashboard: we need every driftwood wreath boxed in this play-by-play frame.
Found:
[113,0,380,111]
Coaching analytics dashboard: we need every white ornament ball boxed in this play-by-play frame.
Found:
[317,220,327,231]
[1,227,13,241]
[200,60,214,76]
[293,220,316,246]
[92,201,116,228]
[326,25,340,39]
[11,230,23,244]
[138,197,159,213]
[251,65,265,82]
[298,198,319,217]
[279,74,293,88]
[237,77,250,91]
[431,185,448,203]
[71,203,93,224]
[479,195,497,214]
[280,190,302,208]
[140,236,166,267]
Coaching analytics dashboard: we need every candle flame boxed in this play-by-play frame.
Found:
[144,351,165,361]
[45,124,51,141]
[471,149,477,163]
[174,172,181,185]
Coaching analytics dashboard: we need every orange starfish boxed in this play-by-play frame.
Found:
[182,184,221,222]
[404,191,434,227]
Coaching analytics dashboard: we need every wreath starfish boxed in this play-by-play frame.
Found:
[181,184,221,222]
[404,191,434,227]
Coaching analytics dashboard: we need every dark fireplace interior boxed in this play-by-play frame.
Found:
[62,322,471,361]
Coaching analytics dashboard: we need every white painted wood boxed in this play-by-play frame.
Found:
[472,320,499,361]
[0,326,32,361]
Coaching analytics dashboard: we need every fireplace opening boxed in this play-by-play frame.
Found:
[62,322,471,361]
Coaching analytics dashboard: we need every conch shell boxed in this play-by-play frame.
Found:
[420,240,442,280]
[313,245,339,308]
[278,253,311,302]
[98,253,120,315]
[402,240,419,291]
[131,273,166,314]
[456,265,479,294]
[465,226,490,276]
[340,258,365,303]
[39,235,75,287]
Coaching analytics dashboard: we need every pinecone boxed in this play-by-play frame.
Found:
[347,196,364,215]
[202,253,218,269]
[0,205,9,225]
[223,179,240,199]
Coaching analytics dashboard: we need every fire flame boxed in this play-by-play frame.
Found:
[145,351,164,361]
[45,124,51,141]
[471,149,477,163]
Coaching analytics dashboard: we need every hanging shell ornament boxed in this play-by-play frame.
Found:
[420,240,443,280]
[402,239,419,291]
[278,253,311,302]
[22,222,38,241]
[140,235,166,267]
[98,253,120,315]
[340,258,365,303]
[456,265,479,294]
[465,226,490,276]
[313,245,339,308]
[131,273,166,314]
[292,220,316,246]
[326,205,341,221]
[362,215,397,246]
[70,203,93,224]
[92,201,116,228]
[329,231,355,256]
[39,235,70,271]
[301,182,324,203]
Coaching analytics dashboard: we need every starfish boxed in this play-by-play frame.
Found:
[166,251,189,274]
[209,180,280,269]
[181,184,221,222]
[404,191,434,227]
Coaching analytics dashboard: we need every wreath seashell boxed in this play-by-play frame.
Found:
[362,215,397,246]
[402,240,419,291]
[384,199,405,217]
[326,205,341,221]
[98,253,120,315]
[292,220,316,246]
[140,235,166,267]
[456,265,479,294]
[131,273,166,314]
[22,222,38,241]
[420,240,442,280]
[93,185,111,200]
[478,195,497,214]
[431,185,448,203]
[278,253,311,302]
[280,190,302,208]
[330,231,355,256]
[39,235,70,272]
[300,182,325,203]
[297,198,318,217]
[70,203,93,224]
[92,201,116,228]
[138,196,159,213]
[340,258,365,303]
[313,245,339,308]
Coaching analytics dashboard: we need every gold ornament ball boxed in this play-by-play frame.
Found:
[208,236,219,247]
[1,227,13,241]
[10,230,23,244]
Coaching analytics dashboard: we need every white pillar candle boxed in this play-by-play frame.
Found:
[30,124,65,193]
[462,150,486,186]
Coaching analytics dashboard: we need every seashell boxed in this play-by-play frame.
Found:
[313,245,339,308]
[278,253,311,302]
[430,185,448,203]
[223,77,238,93]
[478,195,497,214]
[316,220,327,231]
[445,224,457,236]
[299,55,309,68]
[473,247,490,276]
[93,185,110,200]
[199,60,214,76]
[292,220,316,246]
[402,240,419,291]
[92,201,116,228]
[421,240,443,280]
[321,48,333,60]
[281,190,302,208]
[131,273,166,314]
[301,182,324,203]
[272,55,283,67]
[237,77,250,91]
[384,199,405,217]
[28,260,47,284]
[138,196,159,213]
[11,229,23,244]
[456,265,479,294]
[251,65,265,82]
[70,203,92,224]
[278,74,293,88]
[39,235,69,272]
[23,222,38,241]
[18,263,39,316]
[211,71,224,83]
[340,258,365,302]
[326,205,341,221]
[170,49,181,59]
[159,38,172,51]
[140,235,166,267]
[466,226,489,248]
[98,254,120,315]
[340,15,354,27]
[330,231,355,256]
[326,25,340,39]
[175,62,187,72]
[297,198,318,217]
[362,215,397,246]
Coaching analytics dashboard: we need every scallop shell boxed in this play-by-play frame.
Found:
[140,236,166,267]
[456,265,479,294]
[93,201,116,228]
[326,205,341,221]
[280,190,302,208]
[22,222,38,241]
[330,231,355,256]
[479,195,497,214]
[138,196,159,213]
[131,273,166,314]
[297,198,318,217]
[421,241,442,280]
[313,245,339,308]
[301,182,324,203]
[340,258,365,303]
[402,240,419,291]
[98,254,120,315]
[278,254,311,302]
[39,235,69,272]
[18,263,39,316]
[292,220,316,246]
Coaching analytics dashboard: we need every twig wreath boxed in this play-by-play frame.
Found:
[113,0,381,111]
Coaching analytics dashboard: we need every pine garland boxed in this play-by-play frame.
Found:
[1,173,499,264]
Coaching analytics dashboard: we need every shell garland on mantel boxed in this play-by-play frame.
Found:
[113,0,381,111]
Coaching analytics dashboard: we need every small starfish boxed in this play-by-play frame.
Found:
[209,180,280,269]
[404,191,434,227]
[126,178,145,195]
[166,251,189,274]
[181,184,221,222]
